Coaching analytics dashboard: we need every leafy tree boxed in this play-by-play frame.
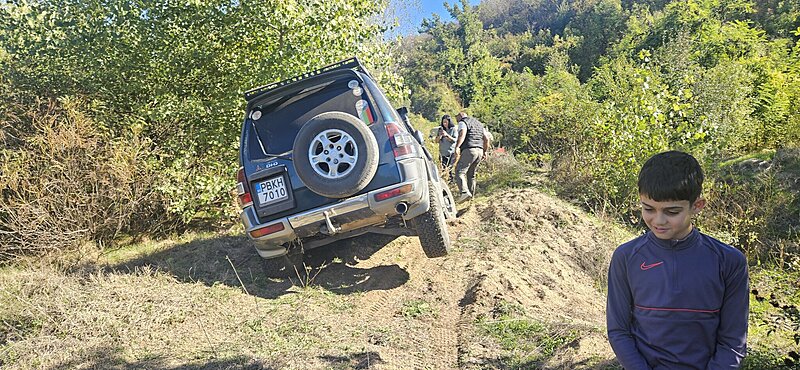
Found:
[753,0,800,38]
[566,0,628,81]
[418,0,505,107]
[1,0,397,224]
[477,0,581,35]
[620,0,671,11]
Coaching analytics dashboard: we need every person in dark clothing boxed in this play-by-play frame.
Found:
[437,114,458,179]
[606,151,749,370]
[453,111,490,202]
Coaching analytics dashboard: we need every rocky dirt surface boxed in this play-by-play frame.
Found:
[0,187,631,369]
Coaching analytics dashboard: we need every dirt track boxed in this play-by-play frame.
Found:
[251,187,628,369]
[0,187,630,369]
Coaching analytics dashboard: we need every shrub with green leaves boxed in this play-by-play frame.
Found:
[0,0,401,242]
[400,0,800,261]
[700,149,800,261]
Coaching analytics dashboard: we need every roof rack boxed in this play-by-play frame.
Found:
[244,57,370,101]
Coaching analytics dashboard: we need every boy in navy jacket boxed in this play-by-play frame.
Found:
[606,151,749,370]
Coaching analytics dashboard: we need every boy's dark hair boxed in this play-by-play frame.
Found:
[638,151,704,202]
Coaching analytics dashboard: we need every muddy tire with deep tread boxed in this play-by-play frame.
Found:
[414,181,451,258]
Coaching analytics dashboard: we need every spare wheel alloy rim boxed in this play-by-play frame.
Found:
[308,128,358,179]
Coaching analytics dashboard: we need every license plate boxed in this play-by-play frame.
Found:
[255,176,288,206]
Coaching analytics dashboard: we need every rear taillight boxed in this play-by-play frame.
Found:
[385,122,417,158]
[374,184,413,202]
[236,167,252,207]
[249,222,285,238]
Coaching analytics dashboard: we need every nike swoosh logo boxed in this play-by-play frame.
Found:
[641,261,664,270]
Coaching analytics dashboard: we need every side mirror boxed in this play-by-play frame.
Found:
[397,106,412,127]
[396,106,409,117]
[414,130,425,144]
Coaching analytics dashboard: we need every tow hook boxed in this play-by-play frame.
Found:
[321,210,341,235]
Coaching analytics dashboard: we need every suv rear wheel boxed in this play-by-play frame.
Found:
[292,112,379,198]
[414,181,451,257]
[441,184,456,219]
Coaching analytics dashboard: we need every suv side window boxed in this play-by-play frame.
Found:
[362,76,402,125]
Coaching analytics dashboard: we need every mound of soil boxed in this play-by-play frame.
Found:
[0,186,632,369]
[453,188,628,368]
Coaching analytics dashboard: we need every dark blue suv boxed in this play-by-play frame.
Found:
[236,58,456,277]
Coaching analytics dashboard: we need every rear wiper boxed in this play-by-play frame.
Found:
[265,151,293,161]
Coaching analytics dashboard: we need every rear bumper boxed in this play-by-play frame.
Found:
[240,158,430,258]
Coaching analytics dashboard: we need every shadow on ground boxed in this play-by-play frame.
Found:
[318,351,383,369]
[47,346,278,370]
[554,359,623,370]
[110,233,409,299]
[469,357,622,370]
[456,204,472,218]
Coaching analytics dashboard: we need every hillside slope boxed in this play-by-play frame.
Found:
[0,187,630,369]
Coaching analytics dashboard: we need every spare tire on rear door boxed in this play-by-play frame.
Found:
[292,112,379,198]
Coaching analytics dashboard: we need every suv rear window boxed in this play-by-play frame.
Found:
[246,76,376,159]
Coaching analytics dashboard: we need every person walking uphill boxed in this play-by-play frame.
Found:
[454,112,490,202]
[437,115,458,177]
[606,151,749,370]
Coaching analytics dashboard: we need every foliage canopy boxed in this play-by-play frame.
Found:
[0,0,401,251]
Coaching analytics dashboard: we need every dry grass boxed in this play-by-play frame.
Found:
[0,98,168,260]
[0,245,342,369]
[4,265,235,367]
[453,188,629,369]
[0,184,630,369]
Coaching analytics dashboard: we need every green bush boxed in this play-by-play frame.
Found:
[0,0,400,232]
[409,81,463,122]
[745,263,800,370]
[700,149,800,262]
[476,150,533,194]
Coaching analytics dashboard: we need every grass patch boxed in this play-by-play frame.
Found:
[479,301,580,368]
[0,237,327,369]
[477,151,536,194]
[717,149,776,169]
[400,299,437,319]
[744,263,800,369]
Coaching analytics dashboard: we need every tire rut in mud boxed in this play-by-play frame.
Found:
[353,236,464,369]
[302,187,622,369]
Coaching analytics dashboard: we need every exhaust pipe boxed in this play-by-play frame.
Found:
[395,202,408,215]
